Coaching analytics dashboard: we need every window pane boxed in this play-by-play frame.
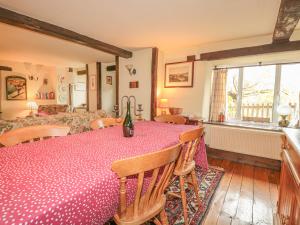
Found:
[242,65,276,122]
[280,63,300,122]
[226,68,239,120]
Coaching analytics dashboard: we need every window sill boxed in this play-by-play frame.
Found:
[203,120,287,132]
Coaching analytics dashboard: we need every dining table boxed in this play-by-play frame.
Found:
[0,121,208,225]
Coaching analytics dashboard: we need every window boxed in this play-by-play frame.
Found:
[225,63,300,124]
[242,65,276,122]
[280,64,300,123]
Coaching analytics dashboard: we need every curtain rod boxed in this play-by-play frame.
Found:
[213,61,300,70]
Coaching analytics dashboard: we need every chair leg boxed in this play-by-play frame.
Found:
[179,175,188,225]
[160,208,169,225]
[191,169,201,207]
[153,217,162,225]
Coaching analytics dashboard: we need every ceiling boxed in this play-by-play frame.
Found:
[0,23,115,67]
[0,0,291,66]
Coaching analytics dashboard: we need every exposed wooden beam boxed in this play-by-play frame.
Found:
[0,7,132,58]
[86,64,90,111]
[0,66,12,71]
[77,70,87,75]
[96,62,102,110]
[273,0,300,43]
[200,40,300,61]
[187,55,196,62]
[106,65,116,71]
[115,56,120,108]
[151,47,158,121]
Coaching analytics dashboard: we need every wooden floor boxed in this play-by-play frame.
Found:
[202,158,280,225]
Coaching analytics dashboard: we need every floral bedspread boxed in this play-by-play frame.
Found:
[0,111,107,135]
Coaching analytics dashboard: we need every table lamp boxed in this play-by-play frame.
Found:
[159,98,169,115]
[27,101,38,117]
[277,105,291,127]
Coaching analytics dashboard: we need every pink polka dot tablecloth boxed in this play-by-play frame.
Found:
[0,121,208,225]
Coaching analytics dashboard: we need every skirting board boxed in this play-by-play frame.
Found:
[207,146,281,171]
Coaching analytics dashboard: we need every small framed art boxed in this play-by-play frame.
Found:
[165,61,194,88]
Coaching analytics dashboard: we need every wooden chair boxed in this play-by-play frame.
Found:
[169,127,204,225]
[111,144,181,225]
[0,125,70,147]
[154,115,187,125]
[90,117,124,130]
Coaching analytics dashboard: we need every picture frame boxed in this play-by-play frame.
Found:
[106,76,112,85]
[165,61,194,88]
[129,81,139,88]
[6,76,27,100]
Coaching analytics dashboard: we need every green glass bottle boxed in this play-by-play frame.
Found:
[123,100,134,137]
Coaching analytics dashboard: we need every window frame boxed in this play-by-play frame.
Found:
[227,64,283,123]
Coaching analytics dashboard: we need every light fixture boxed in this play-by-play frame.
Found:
[27,101,38,117]
[159,98,169,115]
[125,64,136,76]
[277,105,291,127]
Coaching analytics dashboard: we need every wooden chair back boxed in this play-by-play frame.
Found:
[154,115,186,125]
[111,144,181,224]
[175,127,204,174]
[0,125,70,147]
[90,117,124,130]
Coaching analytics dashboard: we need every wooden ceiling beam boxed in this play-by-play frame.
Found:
[200,40,300,61]
[273,0,300,43]
[0,7,132,58]
[0,66,12,71]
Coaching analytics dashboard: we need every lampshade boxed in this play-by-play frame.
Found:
[27,101,38,110]
[159,98,169,108]
[277,105,291,116]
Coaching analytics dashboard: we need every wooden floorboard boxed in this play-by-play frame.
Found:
[204,160,235,225]
[203,158,279,225]
[232,164,254,225]
[217,162,243,225]
[253,167,273,225]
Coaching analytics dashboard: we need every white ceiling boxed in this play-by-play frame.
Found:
[0,23,115,67]
[0,0,288,66]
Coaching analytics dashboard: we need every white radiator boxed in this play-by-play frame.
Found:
[204,125,282,160]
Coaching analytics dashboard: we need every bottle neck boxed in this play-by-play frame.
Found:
[126,101,131,115]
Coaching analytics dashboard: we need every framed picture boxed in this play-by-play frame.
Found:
[90,75,96,90]
[129,81,139,88]
[6,76,27,100]
[106,76,112,85]
[165,61,194,88]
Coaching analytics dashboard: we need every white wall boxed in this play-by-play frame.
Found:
[56,67,72,105]
[158,33,300,120]
[101,62,116,115]
[0,60,57,119]
[119,48,152,120]
[71,68,87,108]
[157,60,211,118]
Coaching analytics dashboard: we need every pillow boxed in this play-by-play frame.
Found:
[36,112,49,117]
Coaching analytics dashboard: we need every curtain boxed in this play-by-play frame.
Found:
[209,69,228,121]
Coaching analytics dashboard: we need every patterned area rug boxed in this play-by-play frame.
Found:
[106,166,224,225]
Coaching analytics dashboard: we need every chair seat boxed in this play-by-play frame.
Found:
[174,160,195,176]
[114,195,166,225]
